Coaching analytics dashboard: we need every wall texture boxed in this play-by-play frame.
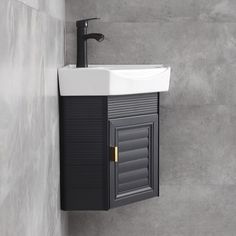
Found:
[66,0,236,236]
[0,0,67,235]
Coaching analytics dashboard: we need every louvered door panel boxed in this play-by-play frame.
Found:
[110,115,158,208]
[118,128,150,193]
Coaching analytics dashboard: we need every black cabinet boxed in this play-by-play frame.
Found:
[59,93,159,210]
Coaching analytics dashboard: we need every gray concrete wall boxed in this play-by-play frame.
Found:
[65,0,236,236]
[0,0,67,235]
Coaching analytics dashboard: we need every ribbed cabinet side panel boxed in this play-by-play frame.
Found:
[108,93,158,118]
[59,96,109,210]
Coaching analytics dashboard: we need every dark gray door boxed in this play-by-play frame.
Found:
[109,114,158,208]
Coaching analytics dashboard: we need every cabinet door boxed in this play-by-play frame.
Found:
[109,114,158,208]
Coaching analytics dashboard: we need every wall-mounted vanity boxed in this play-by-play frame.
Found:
[58,65,171,210]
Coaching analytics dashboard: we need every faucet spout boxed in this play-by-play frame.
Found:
[83,33,104,42]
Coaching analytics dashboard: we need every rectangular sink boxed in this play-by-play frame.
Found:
[58,65,171,96]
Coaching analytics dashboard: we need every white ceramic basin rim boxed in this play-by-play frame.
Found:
[58,64,171,96]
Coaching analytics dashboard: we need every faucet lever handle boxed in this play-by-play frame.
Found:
[76,18,101,28]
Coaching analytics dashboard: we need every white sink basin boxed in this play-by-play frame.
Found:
[58,65,171,96]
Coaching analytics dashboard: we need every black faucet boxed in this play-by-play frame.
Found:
[76,18,104,68]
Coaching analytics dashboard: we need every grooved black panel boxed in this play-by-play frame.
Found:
[108,93,158,118]
[59,96,109,210]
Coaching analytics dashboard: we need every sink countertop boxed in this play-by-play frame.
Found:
[58,64,171,96]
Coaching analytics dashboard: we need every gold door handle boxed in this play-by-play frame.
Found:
[111,146,118,163]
